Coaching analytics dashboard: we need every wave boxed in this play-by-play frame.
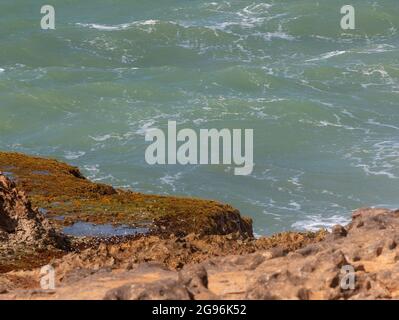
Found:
[64,150,86,160]
[292,215,351,232]
[356,44,397,54]
[76,20,162,31]
[306,50,346,62]
[160,172,183,192]
[345,140,399,179]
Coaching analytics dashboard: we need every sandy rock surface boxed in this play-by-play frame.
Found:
[1,207,398,300]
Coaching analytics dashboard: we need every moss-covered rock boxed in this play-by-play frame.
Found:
[0,152,253,238]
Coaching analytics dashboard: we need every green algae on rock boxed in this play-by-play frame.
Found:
[0,152,253,238]
[0,153,328,277]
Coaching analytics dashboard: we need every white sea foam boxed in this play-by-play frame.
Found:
[288,174,303,188]
[193,118,206,125]
[288,201,301,211]
[367,119,399,131]
[201,2,277,33]
[306,50,346,62]
[292,215,351,232]
[298,119,366,133]
[83,164,100,180]
[82,164,116,183]
[76,20,162,31]
[64,151,86,160]
[160,172,183,192]
[345,140,399,179]
[89,134,112,142]
[92,174,115,182]
[135,120,156,136]
[88,133,131,142]
[242,3,272,14]
[357,44,396,54]
[361,65,390,78]
[262,31,296,41]
[0,68,5,73]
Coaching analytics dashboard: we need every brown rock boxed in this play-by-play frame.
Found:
[2,174,399,301]
[0,174,65,249]
[104,279,192,300]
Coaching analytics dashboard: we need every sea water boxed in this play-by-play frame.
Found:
[1,0,399,235]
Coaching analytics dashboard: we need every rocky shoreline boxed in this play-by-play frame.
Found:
[1,152,398,299]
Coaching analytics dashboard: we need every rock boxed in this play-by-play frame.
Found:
[104,263,217,300]
[0,152,253,238]
[0,174,65,248]
[178,265,218,299]
[2,153,399,300]
[101,208,399,299]
[2,208,399,300]
[331,225,347,238]
[104,279,193,300]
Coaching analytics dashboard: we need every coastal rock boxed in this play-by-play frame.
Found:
[1,152,398,300]
[0,173,64,249]
[0,152,253,238]
[105,279,193,300]
[1,208,398,300]
[104,263,216,300]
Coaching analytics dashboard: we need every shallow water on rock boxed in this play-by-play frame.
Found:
[31,170,51,176]
[2,172,14,179]
[63,222,149,237]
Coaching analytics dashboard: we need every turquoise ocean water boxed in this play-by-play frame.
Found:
[1,0,399,235]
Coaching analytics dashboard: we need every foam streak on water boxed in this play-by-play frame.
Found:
[1,0,399,235]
